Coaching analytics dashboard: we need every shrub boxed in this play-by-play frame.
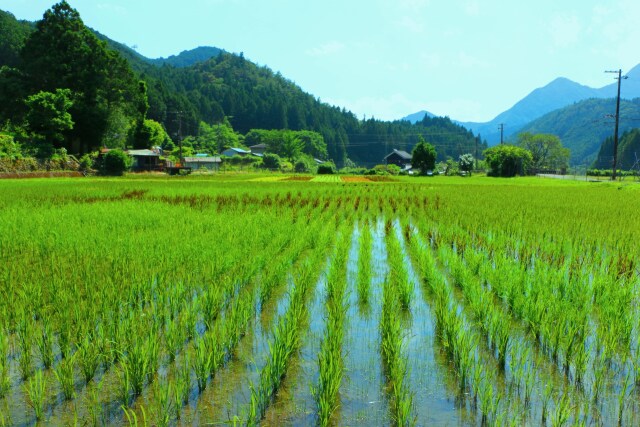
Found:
[262,153,281,170]
[103,149,132,176]
[483,145,533,177]
[317,163,336,175]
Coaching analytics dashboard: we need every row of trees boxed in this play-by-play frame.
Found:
[409,132,570,177]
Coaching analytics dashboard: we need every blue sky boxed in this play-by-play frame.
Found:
[2,0,639,122]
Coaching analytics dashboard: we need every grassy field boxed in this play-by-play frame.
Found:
[0,174,639,426]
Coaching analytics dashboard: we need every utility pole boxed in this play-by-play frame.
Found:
[498,124,505,144]
[605,69,628,181]
[474,136,479,170]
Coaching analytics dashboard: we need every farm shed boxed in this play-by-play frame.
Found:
[127,149,163,172]
[384,149,412,169]
[183,156,222,171]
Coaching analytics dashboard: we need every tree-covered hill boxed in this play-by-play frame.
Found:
[514,98,640,165]
[593,128,640,170]
[0,2,482,165]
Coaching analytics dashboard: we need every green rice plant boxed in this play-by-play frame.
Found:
[174,354,191,419]
[618,370,632,426]
[123,404,148,427]
[35,319,55,370]
[53,352,76,400]
[23,369,47,421]
[117,363,132,406]
[592,353,606,403]
[551,392,572,427]
[77,335,102,384]
[85,377,105,427]
[357,220,372,305]
[16,312,34,380]
[164,318,183,362]
[152,378,175,427]
[541,380,553,424]
[192,337,211,392]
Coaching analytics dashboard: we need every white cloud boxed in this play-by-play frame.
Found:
[456,51,489,69]
[548,13,582,48]
[305,41,345,57]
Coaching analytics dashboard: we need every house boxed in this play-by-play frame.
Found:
[183,156,222,171]
[222,147,250,157]
[127,149,163,172]
[384,149,412,169]
[250,143,267,156]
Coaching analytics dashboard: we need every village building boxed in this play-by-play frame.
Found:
[384,149,412,169]
[183,156,222,171]
[222,147,250,157]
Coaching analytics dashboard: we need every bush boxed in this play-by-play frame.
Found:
[317,162,336,174]
[483,145,533,177]
[79,153,95,171]
[262,153,281,170]
[103,149,131,176]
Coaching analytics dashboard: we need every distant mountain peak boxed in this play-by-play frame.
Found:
[149,46,224,67]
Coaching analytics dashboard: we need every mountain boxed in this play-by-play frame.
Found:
[404,64,640,145]
[401,110,435,123]
[593,128,640,170]
[0,10,33,67]
[516,98,640,165]
[149,46,224,68]
[0,5,481,166]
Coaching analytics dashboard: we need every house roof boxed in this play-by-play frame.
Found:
[127,149,160,157]
[223,147,250,154]
[384,149,412,160]
[250,143,267,149]
[184,156,221,163]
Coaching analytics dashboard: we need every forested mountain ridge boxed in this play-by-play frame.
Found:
[515,98,640,165]
[0,3,482,166]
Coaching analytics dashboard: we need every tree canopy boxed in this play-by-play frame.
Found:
[516,132,569,172]
[411,137,437,174]
[484,145,533,177]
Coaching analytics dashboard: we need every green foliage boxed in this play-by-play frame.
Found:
[261,153,281,170]
[183,119,239,154]
[483,145,533,177]
[411,138,437,174]
[518,98,640,164]
[458,153,474,175]
[103,149,131,175]
[281,132,305,161]
[132,119,170,150]
[317,162,336,175]
[0,133,22,160]
[294,155,316,173]
[25,89,74,147]
[516,132,569,172]
[19,1,145,153]
[0,11,33,68]
[592,128,640,171]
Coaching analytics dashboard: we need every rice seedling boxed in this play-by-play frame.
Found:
[77,335,102,384]
[36,318,55,370]
[85,377,105,427]
[357,220,372,305]
[151,378,175,427]
[23,369,47,421]
[192,337,211,393]
[54,353,76,400]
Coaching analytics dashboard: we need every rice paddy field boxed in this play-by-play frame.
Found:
[0,174,639,426]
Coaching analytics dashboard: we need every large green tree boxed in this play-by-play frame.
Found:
[484,145,533,177]
[25,89,74,148]
[516,132,569,172]
[411,137,437,174]
[20,1,145,153]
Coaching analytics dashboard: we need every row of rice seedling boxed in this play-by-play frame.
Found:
[314,224,352,426]
[406,222,505,425]
[384,220,413,311]
[357,220,373,305]
[247,226,334,425]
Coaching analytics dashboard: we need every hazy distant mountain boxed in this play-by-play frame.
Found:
[516,98,640,165]
[149,46,224,67]
[401,110,435,123]
[404,64,640,145]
